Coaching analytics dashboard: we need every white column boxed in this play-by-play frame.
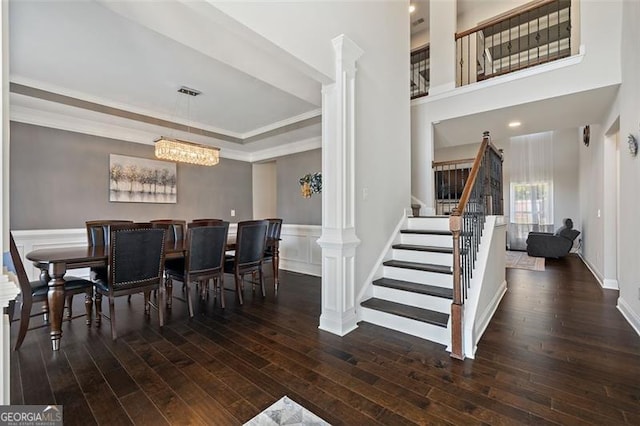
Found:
[317,35,362,336]
[429,0,457,95]
[0,0,17,405]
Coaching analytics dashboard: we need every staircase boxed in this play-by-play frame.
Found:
[360,215,454,346]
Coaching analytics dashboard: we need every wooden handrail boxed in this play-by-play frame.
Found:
[432,158,475,168]
[455,0,559,40]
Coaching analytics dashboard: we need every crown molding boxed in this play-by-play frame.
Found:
[241,108,321,139]
[10,75,245,139]
[10,97,320,163]
[11,76,322,143]
[248,136,321,162]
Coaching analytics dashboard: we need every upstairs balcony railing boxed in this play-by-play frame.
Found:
[455,0,572,87]
[411,45,430,99]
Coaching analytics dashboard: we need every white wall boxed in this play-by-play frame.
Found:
[411,29,429,51]
[615,0,640,334]
[412,0,622,209]
[213,1,411,305]
[434,128,581,230]
[579,123,605,281]
[252,161,277,219]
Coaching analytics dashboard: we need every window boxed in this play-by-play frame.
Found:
[510,181,554,226]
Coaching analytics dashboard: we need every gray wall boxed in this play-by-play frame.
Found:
[275,149,321,225]
[10,122,253,229]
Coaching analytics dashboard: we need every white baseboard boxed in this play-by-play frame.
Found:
[603,278,619,290]
[279,259,321,277]
[577,253,605,288]
[617,297,640,337]
[468,280,507,359]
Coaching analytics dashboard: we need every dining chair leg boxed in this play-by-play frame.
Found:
[166,277,173,309]
[127,295,132,303]
[14,299,32,350]
[235,272,244,305]
[95,293,102,326]
[259,268,266,298]
[109,297,117,340]
[42,304,49,323]
[219,276,225,309]
[185,279,194,318]
[65,295,73,319]
[158,285,165,327]
[84,289,92,326]
[143,291,151,315]
[273,257,279,294]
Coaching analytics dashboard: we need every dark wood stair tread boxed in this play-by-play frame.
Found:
[401,229,452,235]
[361,298,449,327]
[383,260,452,274]
[373,278,453,299]
[392,244,453,254]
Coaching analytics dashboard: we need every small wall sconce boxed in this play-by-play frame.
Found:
[628,133,638,157]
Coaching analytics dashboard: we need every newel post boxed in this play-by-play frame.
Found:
[449,210,464,360]
[317,35,363,336]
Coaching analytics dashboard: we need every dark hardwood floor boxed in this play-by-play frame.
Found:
[10,255,640,425]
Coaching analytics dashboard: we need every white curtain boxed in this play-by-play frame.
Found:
[508,131,554,250]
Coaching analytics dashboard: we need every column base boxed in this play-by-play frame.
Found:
[318,311,358,336]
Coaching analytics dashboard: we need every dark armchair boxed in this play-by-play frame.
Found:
[526,218,580,258]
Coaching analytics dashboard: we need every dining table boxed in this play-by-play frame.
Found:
[25,235,279,351]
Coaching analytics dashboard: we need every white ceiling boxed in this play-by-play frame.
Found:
[9,0,322,152]
[434,85,620,147]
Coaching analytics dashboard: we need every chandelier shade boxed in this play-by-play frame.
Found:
[154,137,220,166]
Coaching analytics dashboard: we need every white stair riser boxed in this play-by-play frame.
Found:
[383,266,453,288]
[407,217,450,232]
[392,249,453,266]
[372,285,451,313]
[400,233,453,248]
[360,308,450,346]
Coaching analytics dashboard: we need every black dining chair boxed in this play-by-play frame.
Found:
[85,220,134,281]
[263,218,283,293]
[9,233,93,350]
[93,223,166,340]
[191,219,224,226]
[165,221,229,314]
[224,220,268,305]
[150,219,187,243]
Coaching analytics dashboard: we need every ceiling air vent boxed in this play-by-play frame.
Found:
[412,18,425,27]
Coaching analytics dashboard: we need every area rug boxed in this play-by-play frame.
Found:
[506,250,545,271]
[244,396,330,425]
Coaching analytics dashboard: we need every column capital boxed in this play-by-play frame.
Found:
[332,34,363,75]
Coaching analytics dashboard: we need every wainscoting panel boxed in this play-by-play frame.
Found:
[12,224,322,280]
[279,225,322,277]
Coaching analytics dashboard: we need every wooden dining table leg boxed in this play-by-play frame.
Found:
[47,261,67,351]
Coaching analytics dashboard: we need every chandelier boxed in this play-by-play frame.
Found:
[155,86,220,166]
[155,137,220,166]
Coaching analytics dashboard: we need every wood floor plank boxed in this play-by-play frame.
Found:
[10,259,640,426]
[63,342,132,425]
[41,342,96,426]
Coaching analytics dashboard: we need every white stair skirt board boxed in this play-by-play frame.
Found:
[360,307,450,346]
[391,249,453,266]
[383,266,453,288]
[406,217,450,232]
[400,233,453,248]
[372,285,451,313]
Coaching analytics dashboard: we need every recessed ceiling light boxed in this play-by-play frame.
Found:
[508,121,521,128]
[409,4,416,14]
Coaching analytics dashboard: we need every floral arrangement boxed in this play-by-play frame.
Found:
[299,172,322,198]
